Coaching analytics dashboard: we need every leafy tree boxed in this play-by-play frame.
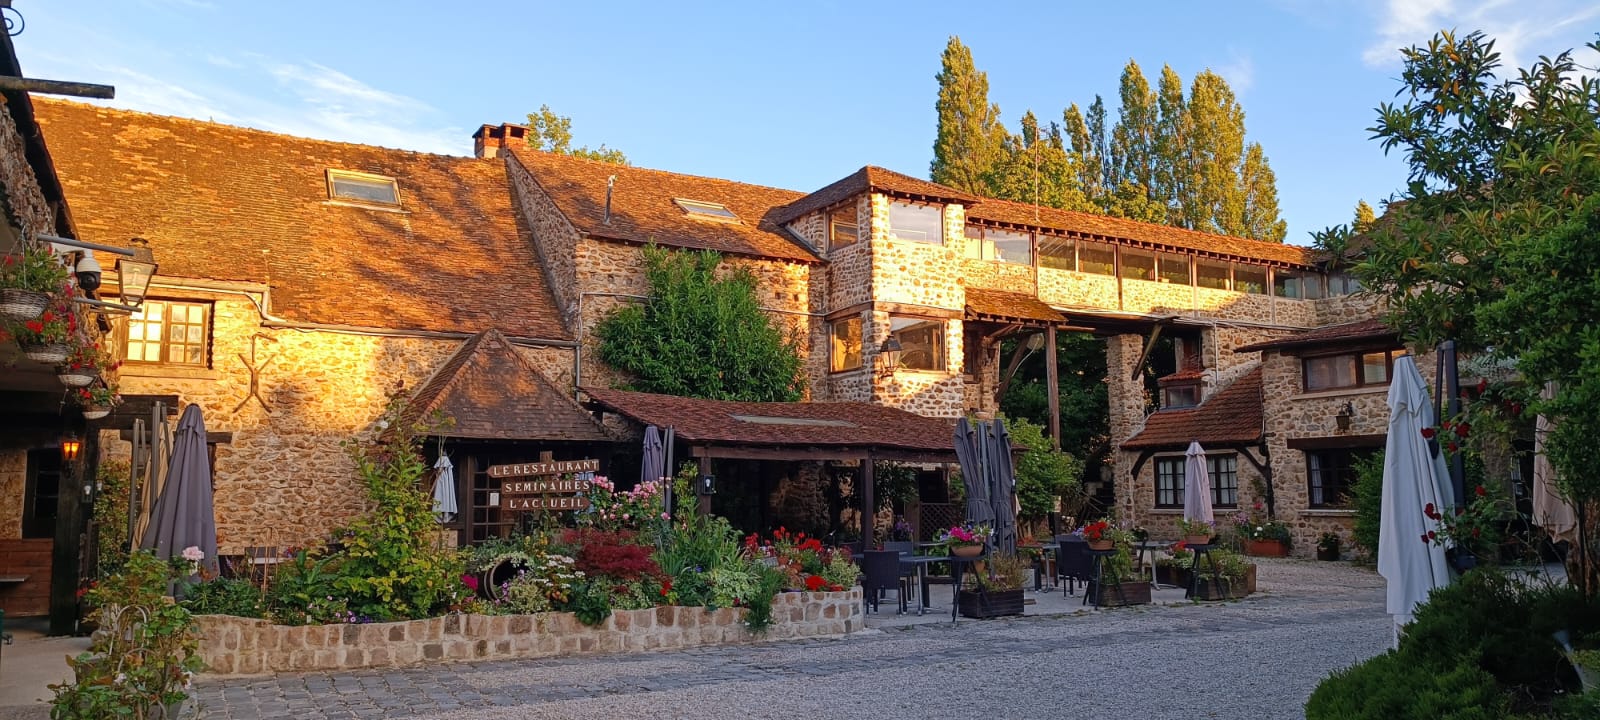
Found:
[930,36,1007,193]
[999,332,1110,477]
[596,245,805,402]
[1111,60,1159,208]
[987,110,1086,210]
[1153,64,1189,220]
[1181,70,1247,236]
[1007,417,1084,521]
[1240,142,1288,242]
[1086,95,1113,207]
[1333,30,1600,595]
[1353,199,1377,233]
[1063,103,1102,204]
[526,104,628,164]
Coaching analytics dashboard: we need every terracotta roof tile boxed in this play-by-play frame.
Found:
[968,198,1316,267]
[408,330,613,442]
[505,146,819,262]
[33,99,570,340]
[581,387,958,455]
[1234,318,1396,353]
[964,287,1066,324]
[1122,367,1263,449]
[774,166,984,224]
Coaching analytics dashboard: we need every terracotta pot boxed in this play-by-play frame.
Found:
[0,288,49,321]
[1182,534,1213,546]
[1086,539,1114,551]
[951,543,984,558]
[21,342,69,364]
[1244,539,1289,557]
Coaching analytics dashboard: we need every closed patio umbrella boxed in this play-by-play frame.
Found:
[140,404,219,577]
[431,453,457,523]
[1533,382,1577,542]
[1378,355,1453,645]
[1182,440,1214,524]
[954,417,994,529]
[986,418,1019,556]
[641,425,665,488]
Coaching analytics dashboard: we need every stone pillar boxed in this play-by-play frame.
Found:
[1105,334,1149,521]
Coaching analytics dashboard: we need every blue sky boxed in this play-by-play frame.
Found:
[14,1,1600,244]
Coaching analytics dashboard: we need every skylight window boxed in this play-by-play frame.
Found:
[674,198,739,222]
[327,169,401,206]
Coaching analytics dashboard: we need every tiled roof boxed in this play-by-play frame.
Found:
[581,387,959,454]
[964,287,1066,324]
[33,99,570,340]
[968,197,1315,267]
[1122,367,1264,449]
[1234,318,1397,353]
[407,330,613,442]
[505,146,819,263]
[774,166,984,224]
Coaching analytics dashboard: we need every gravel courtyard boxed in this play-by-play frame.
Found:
[192,559,1390,720]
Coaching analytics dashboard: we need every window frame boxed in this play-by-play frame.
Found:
[123,299,213,367]
[886,200,945,245]
[1306,447,1374,508]
[1301,349,1397,392]
[829,315,863,373]
[888,315,946,373]
[1037,233,1075,271]
[1195,259,1232,290]
[673,198,740,222]
[1209,453,1239,508]
[1233,263,1269,295]
[1161,382,1200,409]
[827,205,859,250]
[326,169,401,207]
[1155,457,1184,508]
[22,448,62,539]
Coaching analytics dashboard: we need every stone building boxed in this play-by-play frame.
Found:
[14,100,1400,575]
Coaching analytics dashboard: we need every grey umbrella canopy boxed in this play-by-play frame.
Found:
[641,425,665,487]
[954,417,995,530]
[140,404,219,576]
[986,418,1019,556]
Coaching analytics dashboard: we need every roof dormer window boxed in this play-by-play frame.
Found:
[673,198,739,222]
[327,169,401,206]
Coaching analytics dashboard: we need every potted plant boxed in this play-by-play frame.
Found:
[958,554,1027,618]
[1089,541,1152,607]
[12,303,76,363]
[935,522,992,558]
[1422,485,1512,574]
[1190,549,1256,600]
[1179,518,1215,546]
[1315,532,1342,561]
[58,341,116,388]
[74,380,121,420]
[1081,519,1114,551]
[1233,503,1292,556]
[0,242,68,321]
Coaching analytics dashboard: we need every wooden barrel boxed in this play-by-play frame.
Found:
[479,558,528,600]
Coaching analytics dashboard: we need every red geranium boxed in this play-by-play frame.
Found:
[804,575,827,592]
[1420,427,1437,440]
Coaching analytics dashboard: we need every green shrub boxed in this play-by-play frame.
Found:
[180,577,264,618]
[264,549,345,625]
[1352,450,1384,558]
[1305,651,1507,719]
[93,459,131,579]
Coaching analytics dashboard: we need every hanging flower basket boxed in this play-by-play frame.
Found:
[0,288,50,321]
[81,406,111,420]
[21,341,70,364]
[57,370,98,387]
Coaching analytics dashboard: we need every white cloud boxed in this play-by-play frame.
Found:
[1363,0,1600,71]
[1215,50,1256,94]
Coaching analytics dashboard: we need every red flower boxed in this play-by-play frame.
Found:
[1454,422,1471,438]
[804,575,827,592]
[460,573,479,591]
[25,320,42,333]
[1474,485,1486,497]
[1447,442,1459,453]
[1454,507,1464,517]
[660,577,673,597]
[1420,427,1437,440]
[1477,379,1489,394]
[40,311,53,322]
[1420,533,1430,544]
[1427,531,1437,541]
[1471,528,1481,538]
[1424,502,1438,519]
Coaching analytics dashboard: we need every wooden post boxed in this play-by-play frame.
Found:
[860,455,874,544]
[697,456,712,516]
[1046,325,1060,450]
[50,433,89,636]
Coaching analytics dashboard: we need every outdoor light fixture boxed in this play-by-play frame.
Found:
[60,434,81,462]
[113,256,158,307]
[43,234,160,312]
[1335,401,1355,432]
[875,336,903,379]
[697,474,716,496]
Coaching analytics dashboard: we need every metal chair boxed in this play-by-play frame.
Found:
[1056,539,1093,596]
[860,550,909,614]
[880,541,919,603]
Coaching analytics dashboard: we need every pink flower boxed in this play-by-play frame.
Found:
[181,546,205,562]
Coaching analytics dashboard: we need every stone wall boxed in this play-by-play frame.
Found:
[0,449,23,538]
[1105,334,1149,522]
[1119,449,1268,539]
[0,100,58,240]
[1037,269,1120,310]
[505,154,581,333]
[823,195,873,311]
[195,590,863,675]
[102,287,575,553]
[959,258,1035,295]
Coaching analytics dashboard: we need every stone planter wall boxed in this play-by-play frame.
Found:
[196,589,862,675]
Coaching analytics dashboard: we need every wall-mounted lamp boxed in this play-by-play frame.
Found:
[1335,401,1355,432]
[42,234,159,312]
[61,433,81,462]
[696,474,716,496]
[875,336,903,379]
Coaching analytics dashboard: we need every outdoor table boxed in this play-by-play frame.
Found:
[948,552,988,623]
[1083,548,1118,608]
[898,555,949,615]
[1133,540,1176,590]
[1018,543,1055,592]
[1185,542,1224,600]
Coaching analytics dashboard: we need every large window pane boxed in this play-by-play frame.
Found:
[1361,352,1390,384]
[890,316,945,372]
[828,206,858,250]
[1156,458,1184,507]
[830,316,862,372]
[1234,264,1268,294]
[888,201,943,244]
[990,228,1031,265]
[1196,260,1231,290]
[1274,270,1325,299]
[1079,241,1116,275]
[1121,248,1156,281]
[1158,252,1190,284]
[1038,234,1074,270]
[1304,355,1356,391]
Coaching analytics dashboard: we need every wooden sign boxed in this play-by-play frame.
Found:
[504,495,592,511]
[501,478,590,496]
[486,458,599,479]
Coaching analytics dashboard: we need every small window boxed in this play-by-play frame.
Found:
[1209,454,1238,507]
[1304,350,1396,392]
[1120,248,1156,281]
[125,299,211,366]
[1162,383,1200,409]
[1155,457,1184,508]
[1038,234,1075,271]
[1327,273,1361,296]
[889,316,945,372]
[830,316,862,372]
[1079,241,1116,276]
[962,225,1029,264]
[1274,269,1324,299]
[22,448,62,539]
[887,201,944,244]
[828,206,858,250]
[1157,252,1190,284]
[673,198,739,222]
[1196,259,1231,290]
[1234,264,1268,294]
[327,169,400,206]
[1307,448,1376,508]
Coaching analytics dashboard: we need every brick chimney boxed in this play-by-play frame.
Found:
[472,123,530,159]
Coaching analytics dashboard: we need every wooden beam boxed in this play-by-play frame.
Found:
[995,331,1040,402]
[860,453,874,544]
[690,445,867,462]
[981,322,1023,347]
[0,76,115,99]
[1046,325,1060,450]
[1285,434,1385,450]
[824,302,873,322]
[1131,324,1165,381]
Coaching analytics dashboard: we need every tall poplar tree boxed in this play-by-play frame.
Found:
[931,36,1006,194]
[1181,70,1247,235]
[1240,142,1288,242]
[1086,96,1112,207]
[1111,60,1158,204]
[1063,103,1102,204]
[1353,200,1376,233]
[1153,65,1189,222]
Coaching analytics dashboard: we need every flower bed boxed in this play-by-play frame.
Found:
[196,589,861,675]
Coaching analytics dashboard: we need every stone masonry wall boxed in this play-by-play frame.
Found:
[1106,334,1150,523]
[505,156,581,333]
[0,449,23,539]
[1120,449,1268,538]
[196,590,863,674]
[1037,268,1120,310]
[103,289,574,553]
[0,99,58,241]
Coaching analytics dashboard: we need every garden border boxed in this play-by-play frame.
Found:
[195,589,862,675]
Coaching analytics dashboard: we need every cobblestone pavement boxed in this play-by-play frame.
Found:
[192,560,1390,720]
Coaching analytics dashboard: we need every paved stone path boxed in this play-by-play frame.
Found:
[192,560,1391,720]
